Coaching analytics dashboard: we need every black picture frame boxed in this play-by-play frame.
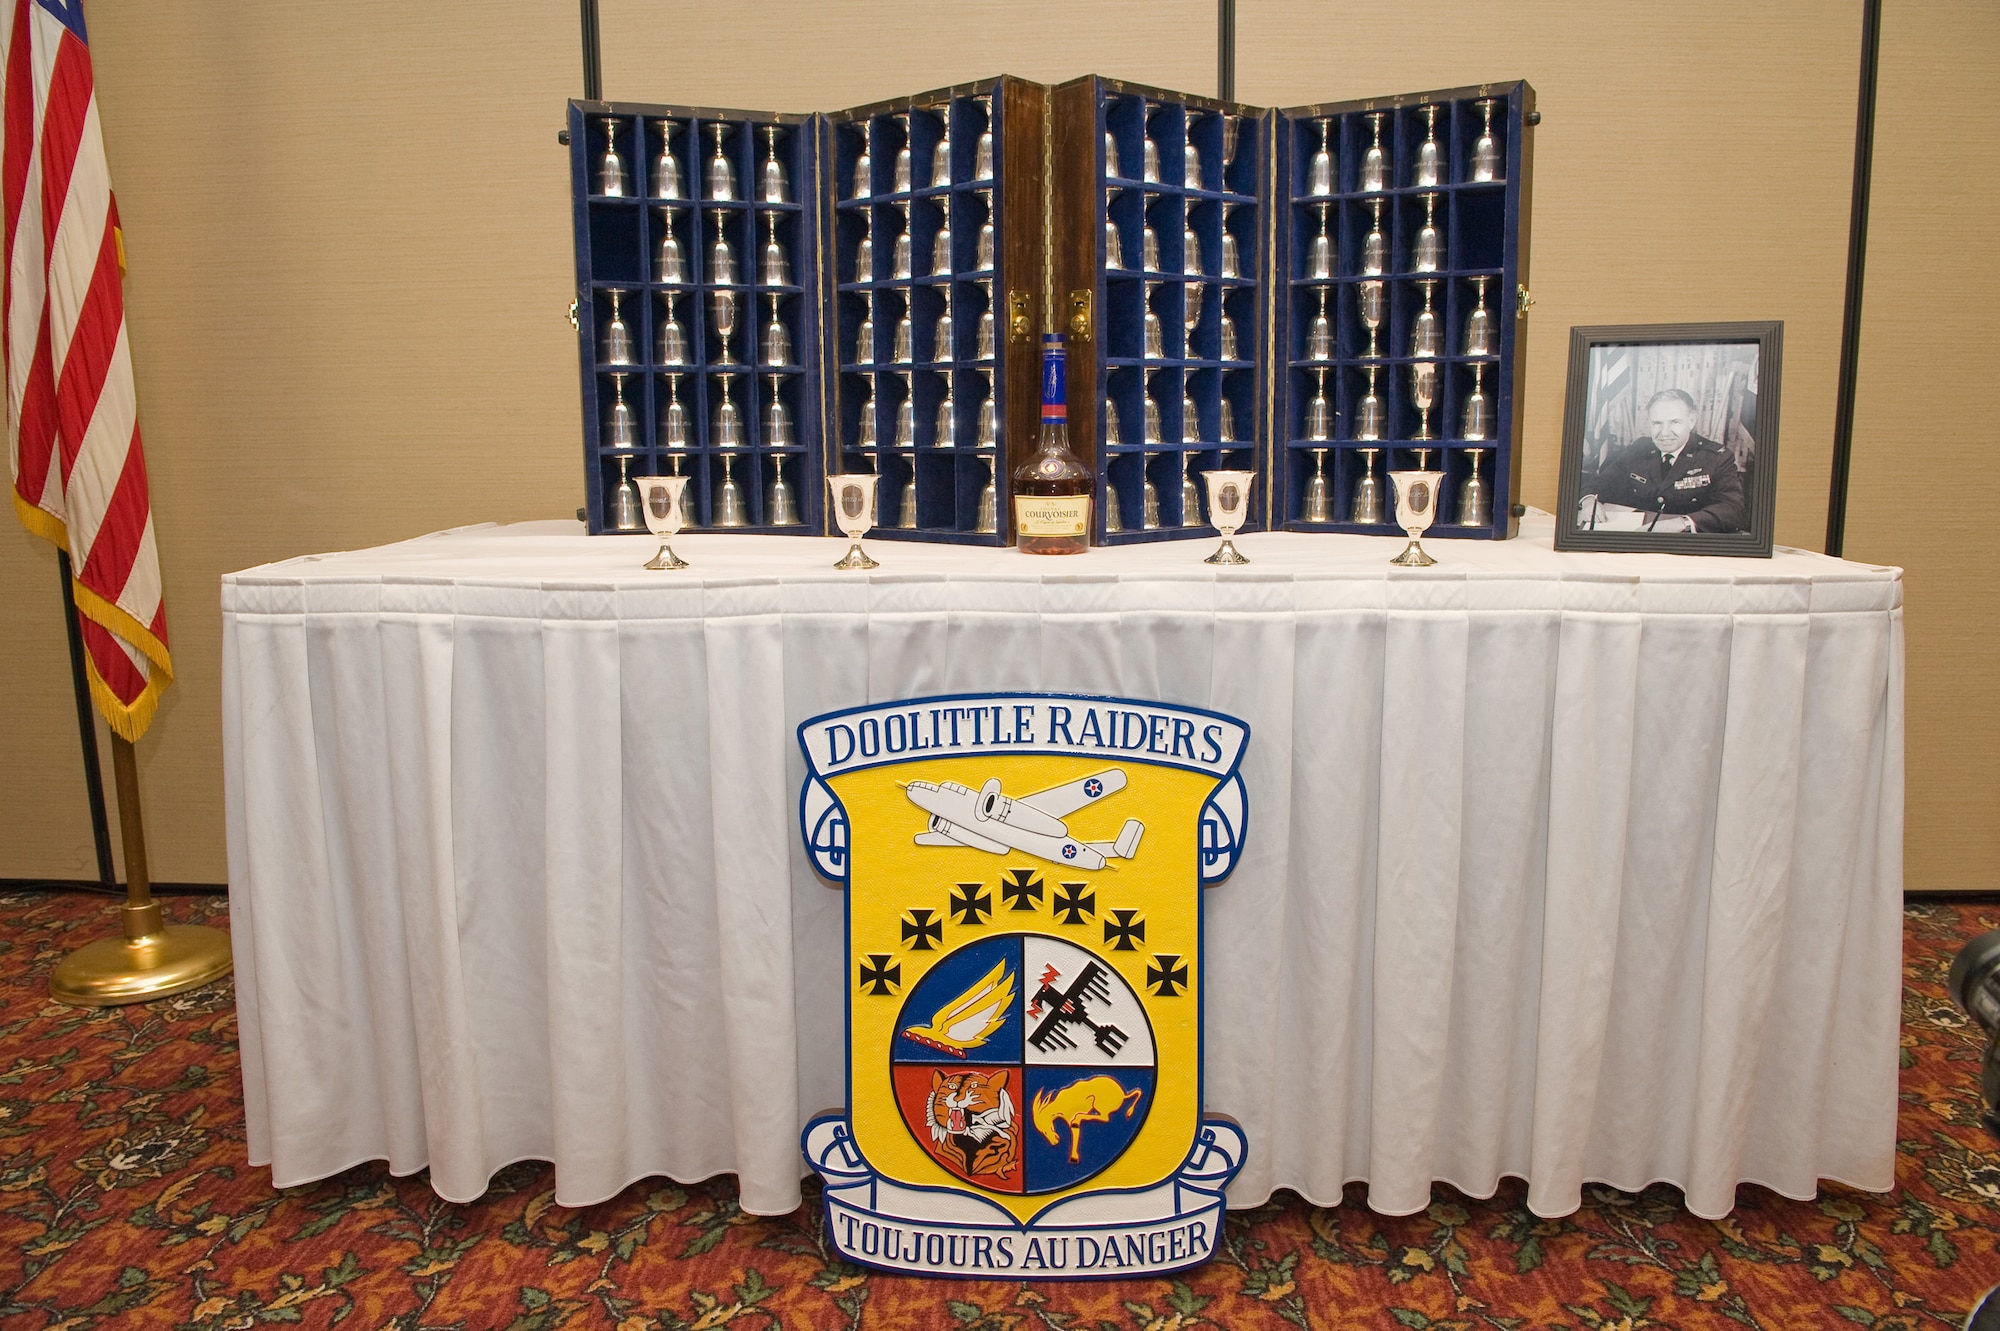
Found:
[1554,321,1782,558]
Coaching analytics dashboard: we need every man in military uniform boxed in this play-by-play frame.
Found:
[1579,388,1746,534]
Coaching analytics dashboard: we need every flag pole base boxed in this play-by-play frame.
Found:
[50,905,231,1007]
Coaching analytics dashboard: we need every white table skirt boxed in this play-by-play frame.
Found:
[220,514,1904,1219]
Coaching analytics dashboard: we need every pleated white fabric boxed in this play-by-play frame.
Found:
[220,515,1904,1219]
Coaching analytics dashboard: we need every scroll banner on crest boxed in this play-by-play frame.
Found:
[799,692,1250,1279]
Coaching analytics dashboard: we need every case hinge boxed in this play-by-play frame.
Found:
[1067,289,1093,341]
[1008,290,1034,343]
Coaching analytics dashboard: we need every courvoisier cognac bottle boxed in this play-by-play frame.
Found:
[1011,332,1094,554]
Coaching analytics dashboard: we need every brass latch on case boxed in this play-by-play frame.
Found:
[1008,290,1034,343]
[1517,285,1535,317]
[1067,289,1092,341]
[568,298,579,330]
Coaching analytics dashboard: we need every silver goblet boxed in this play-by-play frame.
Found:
[598,116,627,196]
[652,118,682,200]
[891,202,913,279]
[1141,100,1161,183]
[892,111,913,193]
[1303,448,1331,522]
[977,370,999,448]
[1178,448,1201,524]
[892,369,915,448]
[933,208,953,275]
[1105,189,1125,269]
[707,122,735,202]
[604,372,637,449]
[1202,470,1254,564]
[934,286,954,361]
[854,210,874,281]
[935,375,957,449]
[656,209,687,283]
[1473,99,1500,183]
[1413,192,1442,273]
[1410,359,1438,446]
[659,373,689,446]
[856,372,879,448]
[1306,367,1331,441]
[976,455,998,533]
[711,371,743,447]
[761,125,789,203]
[1416,104,1441,188]
[973,94,994,181]
[600,288,634,365]
[1388,467,1443,566]
[763,294,792,366]
[763,373,793,445]
[976,280,996,358]
[931,109,952,189]
[609,454,641,529]
[634,475,690,569]
[1458,448,1492,528]
[1357,365,1384,441]
[768,455,801,525]
[892,303,914,363]
[1359,280,1385,359]
[976,203,996,270]
[897,469,918,528]
[1143,372,1165,445]
[1361,112,1386,192]
[710,289,740,365]
[1220,204,1241,278]
[1183,113,1202,189]
[1410,279,1439,359]
[1310,201,1334,280]
[1308,116,1335,196]
[1308,286,1333,361]
[855,305,875,366]
[1462,361,1490,441]
[1142,282,1165,359]
[1351,447,1385,522]
[1465,276,1493,356]
[852,124,873,199]
[709,214,738,285]
[660,293,692,365]
[1183,218,1203,276]
[761,212,791,287]
[1181,385,1201,445]
[827,474,881,569]
[714,453,747,527]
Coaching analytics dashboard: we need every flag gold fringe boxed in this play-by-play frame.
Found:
[83,644,166,744]
[69,576,172,679]
[12,489,67,550]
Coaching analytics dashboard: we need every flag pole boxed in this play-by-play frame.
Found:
[48,729,230,1005]
[56,551,115,884]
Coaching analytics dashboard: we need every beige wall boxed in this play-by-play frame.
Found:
[0,2,1988,890]
[1843,1,2000,890]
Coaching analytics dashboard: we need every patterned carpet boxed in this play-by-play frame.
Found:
[1,891,1997,1330]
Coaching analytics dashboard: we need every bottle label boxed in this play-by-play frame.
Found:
[1041,335,1066,422]
[1014,495,1090,537]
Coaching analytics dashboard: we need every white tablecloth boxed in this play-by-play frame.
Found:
[221,514,1904,1219]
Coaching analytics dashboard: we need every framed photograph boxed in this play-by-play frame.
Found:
[1554,321,1782,557]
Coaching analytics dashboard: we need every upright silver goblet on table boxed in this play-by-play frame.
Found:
[634,475,690,569]
[827,474,881,569]
[1202,470,1254,564]
[1388,467,1443,566]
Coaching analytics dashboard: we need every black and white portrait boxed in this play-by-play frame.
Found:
[1556,324,1781,558]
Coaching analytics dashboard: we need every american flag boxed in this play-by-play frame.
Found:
[4,0,169,742]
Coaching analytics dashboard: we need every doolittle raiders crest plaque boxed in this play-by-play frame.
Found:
[799,692,1250,1279]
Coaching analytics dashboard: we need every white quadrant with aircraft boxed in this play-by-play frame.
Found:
[903,768,1144,870]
